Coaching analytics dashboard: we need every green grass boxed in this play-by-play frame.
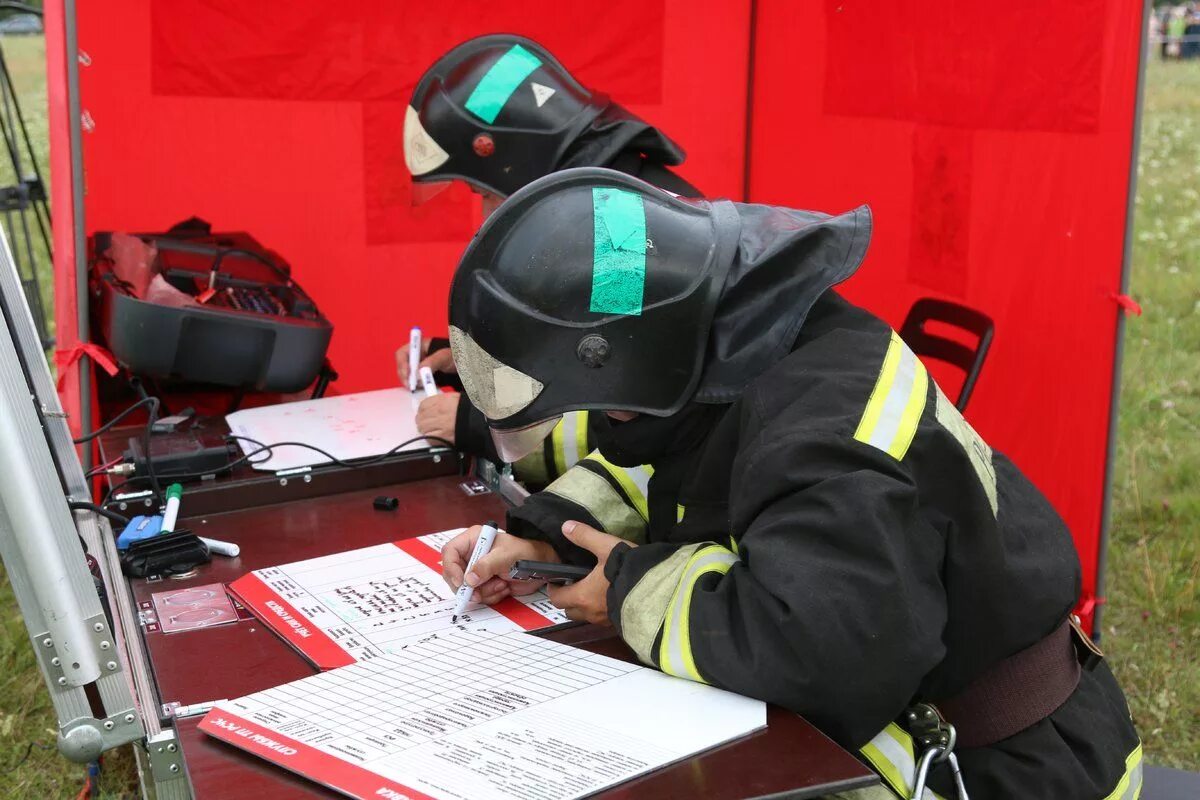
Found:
[0,35,1196,798]
[0,33,52,346]
[1103,56,1200,770]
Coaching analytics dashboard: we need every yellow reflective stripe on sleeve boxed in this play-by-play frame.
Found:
[890,353,928,460]
[544,467,647,544]
[856,333,903,443]
[584,451,654,521]
[860,724,945,800]
[554,410,589,474]
[658,544,739,683]
[677,504,686,523]
[854,331,928,461]
[619,543,703,664]
[934,386,998,517]
[1102,743,1144,800]
[575,411,590,467]
[550,412,590,478]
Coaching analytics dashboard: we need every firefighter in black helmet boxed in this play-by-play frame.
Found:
[396,33,698,488]
[440,167,1142,800]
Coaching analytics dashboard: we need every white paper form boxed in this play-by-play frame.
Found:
[199,630,767,800]
[229,530,568,669]
[225,387,433,472]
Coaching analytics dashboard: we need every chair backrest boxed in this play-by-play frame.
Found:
[898,298,995,412]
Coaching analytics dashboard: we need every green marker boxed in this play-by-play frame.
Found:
[161,483,183,533]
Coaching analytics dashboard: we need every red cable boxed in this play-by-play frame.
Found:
[86,456,122,478]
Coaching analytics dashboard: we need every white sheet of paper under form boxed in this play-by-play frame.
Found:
[224,387,430,472]
[199,629,767,800]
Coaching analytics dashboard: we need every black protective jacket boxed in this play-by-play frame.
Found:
[509,289,1141,798]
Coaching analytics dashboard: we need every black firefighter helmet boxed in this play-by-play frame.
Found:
[404,34,683,199]
[448,168,872,463]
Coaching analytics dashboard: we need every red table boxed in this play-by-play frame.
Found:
[127,474,877,799]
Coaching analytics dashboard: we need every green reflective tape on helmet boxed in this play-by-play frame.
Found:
[464,44,543,124]
[590,187,647,316]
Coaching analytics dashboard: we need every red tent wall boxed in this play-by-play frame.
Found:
[64,0,751,392]
[49,2,1144,630]
[746,0,1145,626]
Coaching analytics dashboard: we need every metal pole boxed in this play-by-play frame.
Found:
[62,0,91,470]
[741,0,758,202]
[1094,0,1151,641]
[0,380,101,685]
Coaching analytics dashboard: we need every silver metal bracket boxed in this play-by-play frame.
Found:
[459,478,491,496]
[477,459,530,506]
[146,729,187,782]
[34,613,123,687]
[58,707,142,763]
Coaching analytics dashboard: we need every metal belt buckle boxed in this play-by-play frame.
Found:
[907,703,970,800]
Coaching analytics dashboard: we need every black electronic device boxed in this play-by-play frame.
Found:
[91,227,333,393]
[373,496,399,511]
[122,429,238,479]
[508,560,592,585]
[119,530,211,578]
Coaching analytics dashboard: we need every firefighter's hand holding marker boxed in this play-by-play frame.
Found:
[396,334,457,387]
[396,331,461,445]
[441,522,627,625]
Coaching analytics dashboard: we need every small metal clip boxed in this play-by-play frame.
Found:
[906,703,969,800]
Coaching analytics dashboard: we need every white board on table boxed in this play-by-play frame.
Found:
[225,387,431,472]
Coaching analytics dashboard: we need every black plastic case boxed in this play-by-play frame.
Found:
[92,230,333,393]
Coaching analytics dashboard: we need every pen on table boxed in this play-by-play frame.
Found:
[419,365,438,399]
[200,536,240,558]
[408,326,422,393]
[451,521,499,623]
[160,483,240,557]
[161,483,183,533]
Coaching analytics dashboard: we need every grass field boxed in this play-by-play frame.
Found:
[1103,55,1200,769]
[0,34,1196,798]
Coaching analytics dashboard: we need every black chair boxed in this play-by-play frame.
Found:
[899,298,995,412]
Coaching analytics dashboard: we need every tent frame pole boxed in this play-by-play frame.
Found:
[62,0,90,470]
[1094,0,1151,642]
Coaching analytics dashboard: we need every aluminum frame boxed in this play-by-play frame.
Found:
[0,219,187,795]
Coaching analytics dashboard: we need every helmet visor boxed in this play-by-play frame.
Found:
[409,179,456,207]
[490,416,562,463]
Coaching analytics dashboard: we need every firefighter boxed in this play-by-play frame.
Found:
[439,167,1142,800]
[396,34,697,489]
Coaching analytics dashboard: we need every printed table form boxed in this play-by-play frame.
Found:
[229,530,568,669]
[200,630,767,800]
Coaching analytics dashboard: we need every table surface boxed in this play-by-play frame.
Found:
[130,474,876,800]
